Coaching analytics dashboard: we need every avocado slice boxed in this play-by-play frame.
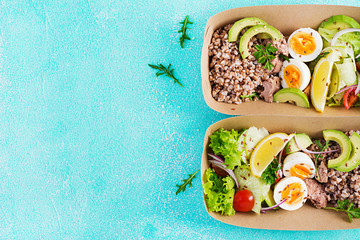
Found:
[336,132,360,172]
[323,129,352,169]
[273,88,310,108]
[239,24,283,59]
[228,17,267,42]
[318,15,360,42]
[263,189,278,209]
[285,133,312,154]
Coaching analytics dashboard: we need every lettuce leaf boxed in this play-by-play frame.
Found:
[203,168,235,216]
[209,128,244,170]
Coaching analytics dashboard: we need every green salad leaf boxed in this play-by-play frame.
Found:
[261,158,280,185]
[203,168,235,216]
[209,128,244,170]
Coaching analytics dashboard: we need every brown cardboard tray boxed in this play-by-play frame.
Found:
[201,5,360,116]
[201,115,360,230]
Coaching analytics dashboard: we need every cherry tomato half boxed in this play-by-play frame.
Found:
[233,189,255,212]
[343,87,359,110]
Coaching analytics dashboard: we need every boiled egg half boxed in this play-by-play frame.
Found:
[279,58,311,90]
[288,28,323,62]
[274,176,308,211]
[283,152,315,179]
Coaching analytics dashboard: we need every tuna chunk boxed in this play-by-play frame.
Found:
[269,56,283,74]
[304,178,328,208]
[316,161,328,183]
[260,76,280,103]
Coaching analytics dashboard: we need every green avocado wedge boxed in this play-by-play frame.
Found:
[228,17,267,42]
[336,132,360,172]
[285,133,312,154]
[239,24,283,59]
[323,129,352,169]
[318,15,360,42]
[273,88,310,108]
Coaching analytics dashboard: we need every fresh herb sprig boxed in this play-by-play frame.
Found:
[240,92,259,101]
[178,15,193,48]
[324,199,360,223]
[314,140,330,179]
[176,169,199,195]
[148,63,183,87]
[261,158,280,185]
[253,44,278,71]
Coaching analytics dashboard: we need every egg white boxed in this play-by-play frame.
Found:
[288,28,323,62]
[273,176,308,211]
[279,58,311,90]
[283,152,315,178]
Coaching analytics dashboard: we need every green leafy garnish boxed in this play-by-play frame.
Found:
[314,51,330,65]
[279,53,290,62]
[240,92,259,101]
[203,168,235,216]
[209,128,244,170]
[261,158,280,185]
[176,169,199,195]
[178,15,193,48]
[324,199,360,223]
[148,63,183,87]
[253,44,278,71]
[314,140,330,179]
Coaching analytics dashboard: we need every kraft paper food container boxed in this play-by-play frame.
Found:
[201,5,360,116]
[201,115,360,230]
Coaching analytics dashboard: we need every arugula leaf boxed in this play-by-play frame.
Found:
[176,169,199,195]
[178,15,193,48]
[261,158,280,185]
[324,199,360,222]
[148,63,183,87]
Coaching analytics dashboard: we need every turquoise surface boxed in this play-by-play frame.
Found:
[1,0,360,239]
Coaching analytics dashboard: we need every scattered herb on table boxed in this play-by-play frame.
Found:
[176,169,199,195]
[314,140,330,179]
[253,44,278,71]
[148,63,183,87]
[261,158,280,185]
[324,199,360,223]
[178,15,193,48]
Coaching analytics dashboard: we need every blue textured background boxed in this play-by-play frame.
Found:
[1,0,360,239]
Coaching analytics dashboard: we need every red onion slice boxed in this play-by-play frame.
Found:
[208,159,240,189]
[293,133,340,155]
[335,85,357,95]
[330,28,360,46]
[260,198,287,213]
[207,153,225,163]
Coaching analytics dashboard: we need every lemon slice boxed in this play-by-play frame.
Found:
[310,48,341,112]
[250,133,291,177]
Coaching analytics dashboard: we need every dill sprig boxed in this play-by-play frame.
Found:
[178,15,193,48]
[148,63,183,87]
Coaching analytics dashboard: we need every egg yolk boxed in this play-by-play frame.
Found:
[281,182,304,205]
[290,32,316,55]
[283,64,302,88]
[290,164,312,179]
